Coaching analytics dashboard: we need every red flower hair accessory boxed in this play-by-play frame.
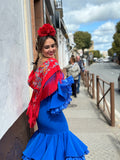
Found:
[37,24,56,37]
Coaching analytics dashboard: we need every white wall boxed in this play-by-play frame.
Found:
[57,29,69,69]
[64,44,69,66]
[57,29,62,68]
[0,0,33,139]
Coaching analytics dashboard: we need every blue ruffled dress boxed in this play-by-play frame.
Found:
[22,76,89,160]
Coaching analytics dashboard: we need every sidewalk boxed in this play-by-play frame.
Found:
[64,81,120,160]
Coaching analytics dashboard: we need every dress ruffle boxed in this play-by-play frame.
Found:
[48,76,74,114]
[22,130,89,160]
[22,76,89,159]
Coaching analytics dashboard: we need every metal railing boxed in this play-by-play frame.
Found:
[83,71,115,126]
[83,71,95,99]
[96,76,115,126]
[83,71,89,87]
[88,72,95,99]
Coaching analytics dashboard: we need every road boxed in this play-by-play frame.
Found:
[86,62,120,114]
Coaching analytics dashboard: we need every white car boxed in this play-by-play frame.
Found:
[96,58,103,63]
[103,58,110,63]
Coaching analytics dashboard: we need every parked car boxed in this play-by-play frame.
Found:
[93,57,97,62]
[103,57,111,63]
[96,58,103,63]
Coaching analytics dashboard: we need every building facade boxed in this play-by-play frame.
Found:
[0,0,70,159]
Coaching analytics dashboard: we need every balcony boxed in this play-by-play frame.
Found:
[45,0,54,15]
[55,0,63,18]
[55,0,62,9]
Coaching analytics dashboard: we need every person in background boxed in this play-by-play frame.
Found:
[22,24,89,160]
[64,56,80,97]
[64,59,72,78]
[76,55,85,93]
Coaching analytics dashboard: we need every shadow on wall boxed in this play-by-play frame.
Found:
[0,110,32,160]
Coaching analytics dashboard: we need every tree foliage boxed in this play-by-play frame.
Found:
[91,50,102,58]
[112,33,120,54]
[113,33,120,47]
[73,31,92,54]
[108,48,114,57]
[110,21,120,56]
[116,21,120,33]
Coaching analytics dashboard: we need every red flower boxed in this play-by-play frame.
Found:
[38,24,56,37]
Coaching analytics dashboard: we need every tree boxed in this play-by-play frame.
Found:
[94,50,101,58]
[108,21,120,64]
[116,21,120,33]
[112,21,120,55]
[108,48,114,57]
[73,31,92,54]
[112,41,120,54]
[91,50,102,58]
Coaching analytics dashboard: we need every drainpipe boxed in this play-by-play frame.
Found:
[43,0,46,24]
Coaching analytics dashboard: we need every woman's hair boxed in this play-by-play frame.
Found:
[71,56,75,63]
[33,35,57,71]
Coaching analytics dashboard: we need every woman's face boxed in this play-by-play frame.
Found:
[70,58,72,64]
[70,57,74,64]
[42,38,57,58]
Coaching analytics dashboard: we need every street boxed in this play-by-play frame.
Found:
[86,62,120,114]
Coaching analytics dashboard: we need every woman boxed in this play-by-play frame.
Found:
[76,55,85,93]
[65,56,80,97]
[22,24,89,160]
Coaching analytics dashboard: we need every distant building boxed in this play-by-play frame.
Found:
[100,51,108,57]
[89,41,94,51]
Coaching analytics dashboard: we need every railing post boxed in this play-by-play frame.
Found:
[92,74,95,99]
[81,71,84,81]
[85,71,88,87]
[110,82,115,126]
[83,71,85,86]
[103,82,105,111]
[96,76,99,108]
[85,71,87,87]
[84,71,86,87]
[87,71,89,89]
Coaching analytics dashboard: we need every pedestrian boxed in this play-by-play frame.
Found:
[76,55,85,93]
[64,56,80,97]
[64,59,72,78]
[22,24,89,160]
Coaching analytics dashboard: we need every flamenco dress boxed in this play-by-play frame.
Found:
[22,74,89,160]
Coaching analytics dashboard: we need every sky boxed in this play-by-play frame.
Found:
[62,0,120,52]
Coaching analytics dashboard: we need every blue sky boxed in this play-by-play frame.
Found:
[79,21,116,33]
[62,0,120,52]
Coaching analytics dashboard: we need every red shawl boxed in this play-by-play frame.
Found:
[27,58,64,128]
